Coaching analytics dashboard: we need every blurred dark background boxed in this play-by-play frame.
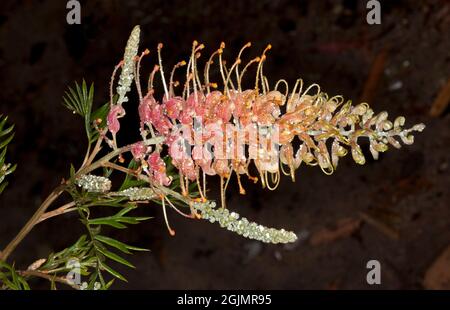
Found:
[0,0,449,289]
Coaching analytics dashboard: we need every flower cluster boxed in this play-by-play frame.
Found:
[75,174,111,193]
[97,26,425,242]
[104,37,425,209]
[116,25,140,105]
[110,187,156,201]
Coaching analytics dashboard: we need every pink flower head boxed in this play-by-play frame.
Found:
[180,157,197,181]
[150,104,173,135]
[213,159,231,177]
[179,105,195,125]
[153,170,172,187]
[231,90,255,126]
[214,98,233,123]
[147,152,171,186]
[168,136,185,166]
[204,91,222,122]
[186,92,204,112]
[163,96,184,120]
[131,141,147,160]
[138,93,157,127]
[107,104,126,135]
[148,152,163,170]
[193,145,215,175]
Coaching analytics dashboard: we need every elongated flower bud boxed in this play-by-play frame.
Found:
[76,174,111,193]
[193,201,297,244]
[111,187,156,201]
[116,25,140,105]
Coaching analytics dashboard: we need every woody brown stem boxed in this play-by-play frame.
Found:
[36,202,77,224]
[18,270,80,290]
[0,137,163,262]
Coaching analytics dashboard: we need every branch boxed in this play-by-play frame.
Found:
[0,136,163,262]
[18,270,80,290]
[36,202,77,224]
[0,184,66,261]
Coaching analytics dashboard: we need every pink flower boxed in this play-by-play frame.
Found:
[138,93,173,135]
[148,152,162,170]
[193,145,215,175]
[150,105,172,135]
[131,142,147,160]
[179,106,195,125]
[163,96,184,120]
[107,104,125,134]
[213,159,231,177]
[186,92,205,114]
[180,157,197,181]
[147,152,171,186]
[138,93,157,128]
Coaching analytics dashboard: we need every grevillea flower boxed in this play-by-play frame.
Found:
[103,27,425,242]
[147,152,171,186]
[118,39,424,209]
[131,141,147,160]
[106,104,125,135]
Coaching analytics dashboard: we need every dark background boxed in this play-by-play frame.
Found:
[0,0,449,289]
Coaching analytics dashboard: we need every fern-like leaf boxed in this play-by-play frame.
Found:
[62,80,94,141]
[0,115,16,194]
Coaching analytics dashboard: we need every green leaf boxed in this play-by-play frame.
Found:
[0,124,14,138]
[0,116,14,134]
[18,277,30,290]
[62,80,94,141]
[90,101,110,128]
[95,235,149,254]
[118,160,147,191]
[70,164,76,178]
[95,235,131,254]
[50,278,57,290]
[100,262,127,282]
[0,182,7,195]
[0,115,15,195]
[0,132,13,147]
[89,98,114,142]
[0,261,29,290]
[116,205,136,217]
[88,218,127,229]
[104,279,115,289]
[123,245,149,252]
[10,264,19,285]
[96,246,134,268]
[117,216,152,224]
[0,277,17,290]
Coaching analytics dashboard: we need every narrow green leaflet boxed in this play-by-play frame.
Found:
[118,159,147,191]
[95,235,148,254]
[95,246,135,269]
[62,80,94,141]
[100,262,127,282]
[0,115,16,194]
[0,261,30,290]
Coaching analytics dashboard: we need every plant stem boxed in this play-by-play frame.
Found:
[102,162,189,203]
[0,137,163,262]
[0,184,66,261]
[18,269,79,290]
[36,202,77,224]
